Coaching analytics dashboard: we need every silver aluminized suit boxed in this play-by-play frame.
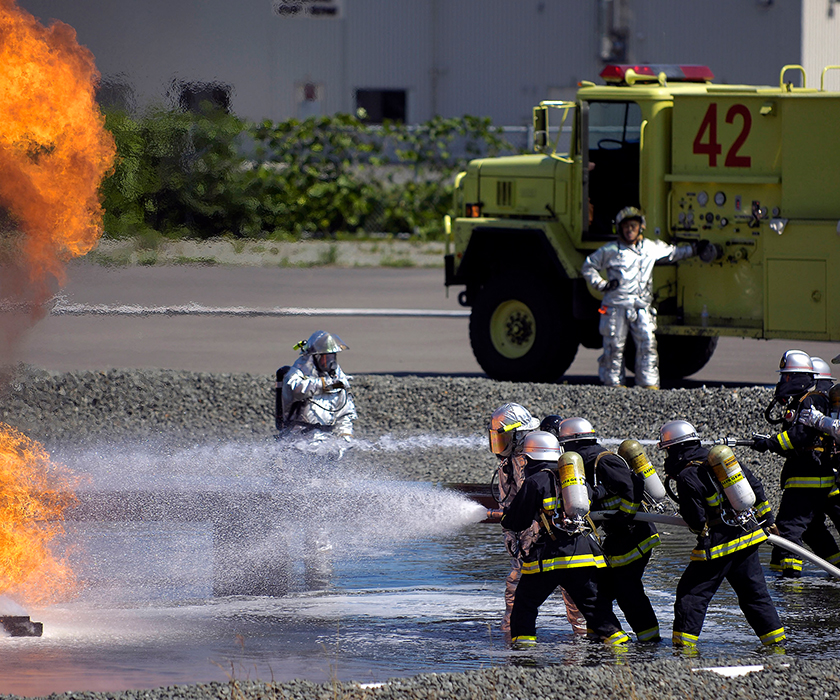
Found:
[497,452,587,637]
[281,354,357,436]
[581,236,694,387]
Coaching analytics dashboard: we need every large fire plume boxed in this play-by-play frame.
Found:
[0,0,116,305]
[0,423,78,606]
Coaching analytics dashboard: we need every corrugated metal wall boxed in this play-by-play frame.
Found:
[18,0,839,125]
[802,0,840,91]
[629,0,804,87]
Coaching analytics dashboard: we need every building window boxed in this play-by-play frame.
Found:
[177,81,232,113]
[355,89,406,124]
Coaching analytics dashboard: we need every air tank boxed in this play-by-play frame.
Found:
[707,444,756,512]
[618,439,667,502]
[557,451,590,519]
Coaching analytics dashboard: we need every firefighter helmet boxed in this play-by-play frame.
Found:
[519,430,562,463]
[488,403,539,457]
[539,414,564,440]
[811,356,833,381]
[296,330,348,355]
[555,417,597,445]
[658,420,699,450]
[615,206,646,231]
[778,349,814,374]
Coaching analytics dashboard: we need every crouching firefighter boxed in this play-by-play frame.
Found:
[276,330,357,441]
[555,417,662,643]
[500,443,629,649]
[659,420,785,649]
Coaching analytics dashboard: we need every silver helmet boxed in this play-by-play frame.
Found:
[555,417,596,445]
[518,430,562,463]
[297,330,348,356]
[658,420,699,450]
[811,356,833,381]
[488,403,540,457]
[778,349,813,374]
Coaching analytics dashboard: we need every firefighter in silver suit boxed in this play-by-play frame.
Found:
[581,206,712,388]
[488,403,587,638]
[279,330,357,440]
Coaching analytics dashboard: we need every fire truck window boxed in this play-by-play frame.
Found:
[586,101,642,240]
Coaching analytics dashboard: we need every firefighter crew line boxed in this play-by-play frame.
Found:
[486,348,840,650]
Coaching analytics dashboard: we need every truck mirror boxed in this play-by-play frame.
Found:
[533,106,548,152]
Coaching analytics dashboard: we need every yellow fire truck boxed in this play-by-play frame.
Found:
[444,63,840,383]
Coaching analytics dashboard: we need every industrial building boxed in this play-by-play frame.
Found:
[18,0,840,125]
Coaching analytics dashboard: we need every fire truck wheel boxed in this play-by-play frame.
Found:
[469,276,578,382]
[624,335,719,380]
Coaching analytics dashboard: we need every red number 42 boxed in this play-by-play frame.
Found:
[692,103,752,168]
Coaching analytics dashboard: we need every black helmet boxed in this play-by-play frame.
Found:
[539,414,564,440]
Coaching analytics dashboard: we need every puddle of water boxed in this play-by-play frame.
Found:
[3,441,839,696]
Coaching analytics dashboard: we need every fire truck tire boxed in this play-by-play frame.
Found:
[469,276,578,382]
[625,334,718,380]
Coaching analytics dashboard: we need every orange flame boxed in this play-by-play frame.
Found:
[0,423,79,606]
[0,0,116,302]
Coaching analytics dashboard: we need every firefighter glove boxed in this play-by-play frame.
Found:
[751,436,772,453]
[797,407,823,428]
[604,278,620,292]
[329,379,346,390]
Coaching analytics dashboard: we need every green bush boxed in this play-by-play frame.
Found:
[100,108,514,241]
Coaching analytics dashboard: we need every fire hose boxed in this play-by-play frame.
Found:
[590,510,840,579]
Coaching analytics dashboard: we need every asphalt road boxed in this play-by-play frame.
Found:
[11,263,838,386]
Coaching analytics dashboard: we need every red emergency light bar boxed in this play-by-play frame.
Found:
[600,64,714,84]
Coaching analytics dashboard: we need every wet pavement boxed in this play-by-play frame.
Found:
[3,442,840,697]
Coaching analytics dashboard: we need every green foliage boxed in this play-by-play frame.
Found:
[100,109,514,241]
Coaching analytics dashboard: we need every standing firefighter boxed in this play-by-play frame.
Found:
[277,330,357,441]
[488,404,586,638]
[581,206,713,388]
[500,446,629,648]
[751,349,839,576]
[659,420,785,648]
[554,417,661,642]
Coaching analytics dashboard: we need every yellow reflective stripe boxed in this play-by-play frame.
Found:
[523,553,607,573]
[606,533,661,567]
[830,487,840,498]
[600,496,621,509]
[760,627,786,646]
[691,529,767,560]
[769,557,803,573]
[827,552,840,566]
[673,630,699,646]
[636,625,660,642]
[705,493,722,507]
[543,497,559,510]
[511,635,536,646]
[619,498,639,515]
[776,431,794,450]
[605,630,630,645]
[755,501,772,517]
[783,476,835,489]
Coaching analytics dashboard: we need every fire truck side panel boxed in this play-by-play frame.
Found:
[780,96,840,219]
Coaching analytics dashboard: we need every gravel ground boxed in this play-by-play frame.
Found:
[1,367,827,700]
[0,366,785,506]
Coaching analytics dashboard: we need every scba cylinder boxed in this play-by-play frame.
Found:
[707,444,756,512]
[618,439,667,502]
[557,451,590,519]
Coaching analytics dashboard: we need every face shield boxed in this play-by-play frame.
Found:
[488,421,523,456]
[314,353,338,374]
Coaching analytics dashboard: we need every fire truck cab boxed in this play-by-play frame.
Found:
[444,63,840,383]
